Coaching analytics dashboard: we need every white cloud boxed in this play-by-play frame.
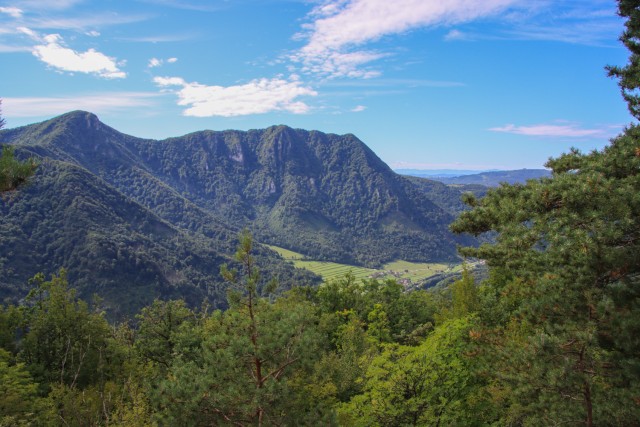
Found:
[489,122,616,138]
[3,93,159,117]
[18,26,38,39]
[294,0,519,78]
[148,57,162,68]
[0,6,23,18]
[86,30,100,37]
[153,75,317,117]
[351,105,366,112]
[31,33,126,79]
[148,57,178,68]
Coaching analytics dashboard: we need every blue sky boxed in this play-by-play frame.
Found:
[0,0,632,170]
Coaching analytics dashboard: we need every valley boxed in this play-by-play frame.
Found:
[0,111,478,316]
[267,244,462,284]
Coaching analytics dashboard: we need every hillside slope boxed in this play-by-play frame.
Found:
[1,111,476,313]
[4,111,473,265]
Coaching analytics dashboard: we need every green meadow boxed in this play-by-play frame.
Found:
[266,245,458,283]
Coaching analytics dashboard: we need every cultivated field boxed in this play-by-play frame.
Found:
[266,245,459,283]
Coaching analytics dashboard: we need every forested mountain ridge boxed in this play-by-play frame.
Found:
[412,168,551,186]
[0,157,320,317]
[3,111,473,265]
[0,111,474,314]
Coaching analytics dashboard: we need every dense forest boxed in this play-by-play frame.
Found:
[2,0,640,425]
[0,108,478,317]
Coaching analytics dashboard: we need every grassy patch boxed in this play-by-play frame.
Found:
[266,245,305,260]
[266,244,461,284]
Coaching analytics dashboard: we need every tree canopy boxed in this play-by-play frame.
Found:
[448,2,640,423]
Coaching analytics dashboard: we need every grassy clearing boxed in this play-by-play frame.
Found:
[266,244,460,283]
[266,245,304,260]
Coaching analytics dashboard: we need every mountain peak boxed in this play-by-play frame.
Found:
[56,110,102,130]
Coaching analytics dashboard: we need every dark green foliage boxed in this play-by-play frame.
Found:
[0,111,475,316]
[0,157,318,318]
[607,0,640,119]
[1,112,470,268]
[451,117,640,426]
[403,175,483,216]
[152,232,335,425]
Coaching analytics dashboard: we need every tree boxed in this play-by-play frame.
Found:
[0,348,44,426]
[607,0,640,119]
[450,7,640,418]
[339,317,489,426]
[0,100,36,193]
[153,230,334,425]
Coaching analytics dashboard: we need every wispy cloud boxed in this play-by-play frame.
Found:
[498,1,621,46]
[3,93,160,117]
[117,33,196,43]
[489,122,619,138]
[148,57,178,68]
[322,78,465,88]
[292,0,519,79]
[14,0,85,11]
[26,13,150,32]
[27,31,126,78]
[351,105,366,112]
[137,0,221,12]
[505,21,621,46]
[153,75,317,117]
[444,29,472,41]
[0,7,23,18]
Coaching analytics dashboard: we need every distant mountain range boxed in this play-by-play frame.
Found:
[1,111,477,316]
[398,168,551,186]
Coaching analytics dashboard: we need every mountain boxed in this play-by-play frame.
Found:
[0,111,475,315]
[401,168,551,186]
[395,168,499,178]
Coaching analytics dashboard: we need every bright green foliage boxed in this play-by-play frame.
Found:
[15,270,149,426]
[0,146,36,193]
[367,303,392,344]
[0,348,44,426]
[436,267,480,323]
[21,270,114,389]
[451,268,478,318]
[339,317,487,426]
[316,273,437,344]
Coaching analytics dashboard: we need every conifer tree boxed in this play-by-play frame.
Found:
[451,2,640,423]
